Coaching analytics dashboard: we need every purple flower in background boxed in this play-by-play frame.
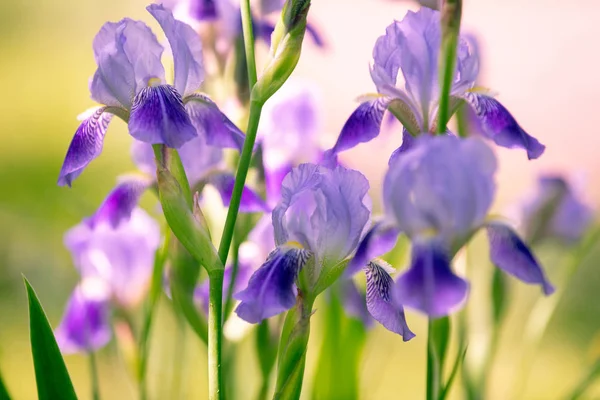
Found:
[521,175,593,244]
[349,136,553,317]
[258,79,322,205]
[58,4,243,186]
[326,8,544,162]
[55,279,112,354]
[65,177,161,308]
[233,163,414,340]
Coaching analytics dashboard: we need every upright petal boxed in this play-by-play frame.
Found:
[129,84,197,148]
[485,222,555,295]
[465,93,545,160]
[65,208,161,308]
[345,222,400,277]
[91,19,165,108]
[209,173,268,213]
[87,175,151,228]
[384,135,496,241]
[234,245,312,323]
[58,108,113,187]
[147,4,205,96]
[394,242,469,317]
[326,99,388,157]
[185,94,246,151]
[365,260,415,340]
[55,279,112,354]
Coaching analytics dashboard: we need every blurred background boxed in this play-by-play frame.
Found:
[1,0,600,398]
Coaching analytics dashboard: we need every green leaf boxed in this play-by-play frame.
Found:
[0,369,11,400]
[440,345,468,400]
[156,165,223,274]
[24,277,78,400]
[565,358,600,400]
[491,268,509,326]
[169,239,209,344]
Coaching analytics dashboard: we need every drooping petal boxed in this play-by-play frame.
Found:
[209,173,268,213]
[147,4,205,96]
[129,84,197,148]
[55,280,112,354]
[234,245,312,323]
[305,22,326,48]
[326,99,388,157]
[394,242,469,317]
[185,94,246,151]
[465,93,545,160]
[339,279,373,327]
[365,260,415,340]
[64,208,161,308]
[90,19,165,108]
[485,221,555,295]
[87,175,151,228]
[58,108,113,187]
[345,222,400,277]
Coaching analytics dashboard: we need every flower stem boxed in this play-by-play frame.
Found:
[426,320,439,400]
[240,0,258,88]
[208,270,224,400]
[88,351,100,400]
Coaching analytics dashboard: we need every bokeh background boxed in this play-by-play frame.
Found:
[1,0,600,398]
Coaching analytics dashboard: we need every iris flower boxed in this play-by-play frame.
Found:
[58,4,242,186]
[348,135,554,317]
[521,175,593,244]
[56,176,161,353]
[234,163,414,340]
[326,8,545,163]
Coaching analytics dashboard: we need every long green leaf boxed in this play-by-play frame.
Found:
[24,278,78,400]
[0,369,11,400]
[566,358,600,400]
[440,345,468,400]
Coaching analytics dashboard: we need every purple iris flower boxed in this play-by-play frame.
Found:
[233,163,414,340]
[521,175,594,244]
[64,177,161,309]
[58,4,243,187]
[55,279,112,354]
[348,135,554,318]
[56,177,161,354]
[326,8,544,162]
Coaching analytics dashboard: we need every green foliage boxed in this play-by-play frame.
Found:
[0,369,11,400]
[24,278,78,400]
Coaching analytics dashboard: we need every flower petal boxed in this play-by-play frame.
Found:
[55,280,112,354]
[395,242,469,317]
[234,245,312,323]
[465,93,545,160]
[326,99,388,157]
[485,221,555,295]
[365,260,415,340]
[195,261,254,314]
[185,94,246,151]
[388,128,416,165]
[129,84,197,148]
[91,19,165,108]
[188,0,219,21]
[87,176,150,228]
[345,222,399,277]
[65,208,162,308]
[209,173,268,213]
[147,4,205,96]
[58,107,113,187]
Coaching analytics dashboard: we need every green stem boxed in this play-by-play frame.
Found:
[88,351,100,400]
[208,270,225,400]
[426,320,439,400]
[240,0,258,88]
[223,233,241,319]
